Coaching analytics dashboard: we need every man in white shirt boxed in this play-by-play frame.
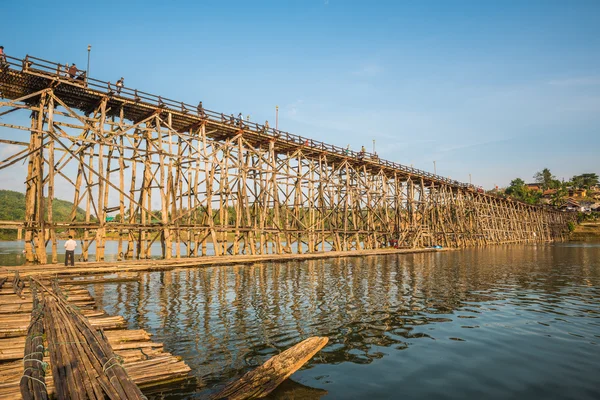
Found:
[64,235,77,266]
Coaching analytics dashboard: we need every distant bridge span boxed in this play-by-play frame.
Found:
[0,54,572,264]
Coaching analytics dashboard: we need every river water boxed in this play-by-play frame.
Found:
[82,242,600,399]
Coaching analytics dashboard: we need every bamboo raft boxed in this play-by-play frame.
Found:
[1,274,329,400]
[0,276,191,399]
[1,247,447,280]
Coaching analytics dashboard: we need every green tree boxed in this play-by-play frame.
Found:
[505,178,526,196]
[0,190,86,240]
[551,183,569,206]
[571,173,599,189]
[505,178,541,204]
[534,168,559,189]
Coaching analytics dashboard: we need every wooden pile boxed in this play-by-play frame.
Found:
[19,284,46,400]
[40,280,145,399]
[212,336,329,400]
[12,272,25,298]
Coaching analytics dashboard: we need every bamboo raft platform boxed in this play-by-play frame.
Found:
[0,276,191,399]
[1,247,448,279]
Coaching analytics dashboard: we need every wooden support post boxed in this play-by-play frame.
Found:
[47,96,57,263]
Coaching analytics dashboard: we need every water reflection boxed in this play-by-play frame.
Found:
[90,243,600,399]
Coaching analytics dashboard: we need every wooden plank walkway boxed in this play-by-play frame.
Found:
[0,281,191,399]
[1,247,448,279]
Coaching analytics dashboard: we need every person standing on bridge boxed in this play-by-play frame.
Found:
[64,235,77,266]
[0,46,7,68]
[116,77,124,94]
[68,63,78,79]
[358,145,366,160]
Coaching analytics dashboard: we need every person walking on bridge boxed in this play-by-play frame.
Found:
[68,63,78,79]
[0,46,7,68]
[116,77,124,94]
[64,235,77,266]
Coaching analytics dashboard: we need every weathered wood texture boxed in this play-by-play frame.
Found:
[19,284,47,400]
[0,277,191,399]
[41,280,145,400]
[0,55,575,264]
[211,336,329,400]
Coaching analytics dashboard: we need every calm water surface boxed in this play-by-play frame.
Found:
[88,243,600,399]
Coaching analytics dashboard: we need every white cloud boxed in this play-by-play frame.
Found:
[283,99,304,117]
[434,137,514,154]
[0,144,24,158]
[352,64,383,77]
[548,77,600,87]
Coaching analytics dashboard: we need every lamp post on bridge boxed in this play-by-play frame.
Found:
[275,105,279,130]
[87,45,91,83]
[433,160,437,175]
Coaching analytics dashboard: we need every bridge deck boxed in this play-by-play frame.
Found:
[0,54,473,189]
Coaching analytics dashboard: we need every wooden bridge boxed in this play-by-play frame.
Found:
[0,54,573,264]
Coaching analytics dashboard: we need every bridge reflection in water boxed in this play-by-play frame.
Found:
[0,54,573,265]
[89,244,600,399]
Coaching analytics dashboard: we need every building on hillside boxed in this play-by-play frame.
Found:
[525,183,541,192]
[540,189,557,205]
[568,188,587,198]
[559,198,582,212]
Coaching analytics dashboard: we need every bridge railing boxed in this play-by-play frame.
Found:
[2,53,481,190]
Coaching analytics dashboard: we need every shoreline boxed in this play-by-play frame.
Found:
[570,221,600,240]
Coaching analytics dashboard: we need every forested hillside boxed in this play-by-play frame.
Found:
[0,190,86,239]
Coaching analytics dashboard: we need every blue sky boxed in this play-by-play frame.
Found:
[2,0,599,189]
